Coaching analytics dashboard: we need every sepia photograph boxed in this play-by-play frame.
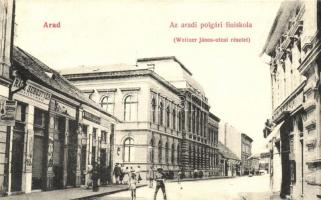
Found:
[0,0,320,199]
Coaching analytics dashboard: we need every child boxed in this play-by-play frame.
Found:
[129,172,137,200]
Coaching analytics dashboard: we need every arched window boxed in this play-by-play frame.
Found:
[172,109,176,130]
[100,96,114,114]
[124,95,137,121]
[166,106,170,127]
[165,142,169,164]
[171,143,175,164]
[123,138,134,162]
[151,98,156,123]
[159,102,164,125]
[158,140,162,163]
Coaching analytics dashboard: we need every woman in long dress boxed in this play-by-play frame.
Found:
[123,167,130,184]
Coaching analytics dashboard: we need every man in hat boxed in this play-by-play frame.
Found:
[153,168,167,200]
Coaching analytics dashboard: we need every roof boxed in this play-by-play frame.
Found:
[137,56,193,76]
[209,112,220,122]
[12,46,119,122]
[218,141,240,161]
[62,67,181,95]
[261,0,301,56]
[60,63,140,75]
[137,56,206,96]
[241,133,253,143]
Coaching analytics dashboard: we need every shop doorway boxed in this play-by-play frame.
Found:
[67,120,77,186]
[32,108,47,190]
[53,117,65,189]
[11,103,26,192]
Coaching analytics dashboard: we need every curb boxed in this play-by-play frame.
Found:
[71,184,147,200]
[168,176,236,183]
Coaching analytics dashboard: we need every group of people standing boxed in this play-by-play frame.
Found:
[113,164,142,185]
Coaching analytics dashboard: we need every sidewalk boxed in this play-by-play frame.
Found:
[1,184,147,200]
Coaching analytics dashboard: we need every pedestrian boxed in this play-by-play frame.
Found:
[177,169,182,184]
[137,165,142,183]
[153,168,167,200]
[120,164,125,184]
[92,162,100,192]
[87,164,93,189]
[113,163,121,184]
[128,171,137,200]
[107,165,111,184]
[148,166,154,188]
[123,167,130,184]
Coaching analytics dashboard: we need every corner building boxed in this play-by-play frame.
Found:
[63,56,220,178]
[262,0,321,199]
[7,47,117,194]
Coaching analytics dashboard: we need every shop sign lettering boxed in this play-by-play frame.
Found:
[83,111,101,124]
[12,77,51,105]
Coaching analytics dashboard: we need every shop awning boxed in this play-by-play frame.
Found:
[265,121,284,143]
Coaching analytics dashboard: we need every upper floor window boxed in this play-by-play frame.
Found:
[166,106,170,127]
[172,109,176,130]
[100,96,114,114]
[124,95,138,121]
[159,102,164,125]
[151,98,156,123]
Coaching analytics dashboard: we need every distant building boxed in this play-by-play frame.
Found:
[241,133,253,175]
[219,122,241,162]
[218,141,240,177]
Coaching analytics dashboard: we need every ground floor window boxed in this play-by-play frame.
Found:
[123,137,134,162]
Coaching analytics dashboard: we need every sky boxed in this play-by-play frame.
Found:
[14,0,281,153]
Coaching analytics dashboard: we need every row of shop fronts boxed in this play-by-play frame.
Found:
[0,47,118,195]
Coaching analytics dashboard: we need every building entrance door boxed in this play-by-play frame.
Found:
[32,108,47,190]
[11,123,25,192]
[67,120,77,186]
[53,117,65,189]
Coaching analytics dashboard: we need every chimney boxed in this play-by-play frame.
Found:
[0,0,15,93]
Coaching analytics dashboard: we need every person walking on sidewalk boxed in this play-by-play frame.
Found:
[148,166,154,188]
[128,171,137,200]
[113,164,121,184]
[92,162,100,192]
[153,168,167,200]
[177,169,182,184]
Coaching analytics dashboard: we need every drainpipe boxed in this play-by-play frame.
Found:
[3,0,15,195]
